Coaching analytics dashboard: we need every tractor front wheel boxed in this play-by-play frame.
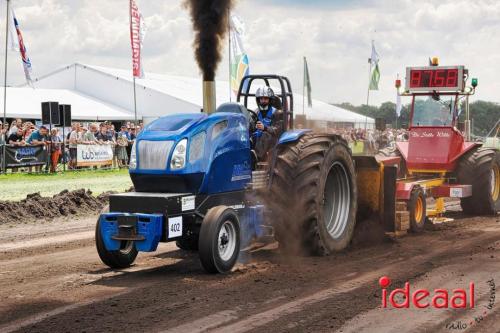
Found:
[198,206,240,274]
[457,148,500,215]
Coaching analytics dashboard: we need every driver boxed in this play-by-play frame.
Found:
[251,86,283,162]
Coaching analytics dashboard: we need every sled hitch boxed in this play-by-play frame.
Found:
[110,215,146,241]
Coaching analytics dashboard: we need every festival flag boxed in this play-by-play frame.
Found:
[229,14,250,98]
[130,0,146,78]
[396,91,402,117]
[8,8,33,87]
[369,40,380,90]
[303,57,312,107]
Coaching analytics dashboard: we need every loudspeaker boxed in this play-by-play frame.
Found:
[41,102,60,125]
[59,104,72,127]
[375,117,386,131]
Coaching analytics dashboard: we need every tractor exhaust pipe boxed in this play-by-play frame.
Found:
[203,81,216,114]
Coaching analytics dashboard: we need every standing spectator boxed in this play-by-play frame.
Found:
[23,127,33,142]
[8,127,25,146]
[83,123,98,144]
[68,122,77,141]
[8,119,17,135]
[107,123,118,168]
[68,123,82,169]
[27,126,49,145]
[115,125,130,168]
[7,126,26,173]
[127,126,137,159]
[3,122,9,135]
[49,128,62,173]
[27,126,49,173]
[129,126,137,140]
[0,123,6,146]
[96,123,115,143]
[9,118,22,135]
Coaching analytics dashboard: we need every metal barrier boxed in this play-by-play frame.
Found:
[0,142,129,174]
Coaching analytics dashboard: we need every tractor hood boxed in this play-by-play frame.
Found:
[138,113,206,140]
[130,112,251,195]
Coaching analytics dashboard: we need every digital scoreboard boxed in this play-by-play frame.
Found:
[405,66,465,92]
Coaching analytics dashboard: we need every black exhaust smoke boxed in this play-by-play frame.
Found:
[185,0,234,81]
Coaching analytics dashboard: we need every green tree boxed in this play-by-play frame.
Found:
[459,101,500,136]
[377,102,397,125]
[333,99,499,134]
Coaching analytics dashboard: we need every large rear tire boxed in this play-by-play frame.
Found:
[95,218,138,269]
[270,134,357,256]
[457,148,500,215]
[198,206,240,274]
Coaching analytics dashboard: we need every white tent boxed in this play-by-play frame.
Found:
[1,87,134,121]
[14,63,374,127]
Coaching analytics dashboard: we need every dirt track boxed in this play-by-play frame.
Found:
[1,208,499,333]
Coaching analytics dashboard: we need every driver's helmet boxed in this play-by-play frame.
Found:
[255,86,274,111]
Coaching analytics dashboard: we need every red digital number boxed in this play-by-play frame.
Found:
[423,70,434,87]
[446,69,458,87]
[410,70,421,87]
[433,69,445,87]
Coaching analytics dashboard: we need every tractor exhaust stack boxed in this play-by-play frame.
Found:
[203,81,216,114]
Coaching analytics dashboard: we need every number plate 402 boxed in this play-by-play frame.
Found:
[168,216,183,238]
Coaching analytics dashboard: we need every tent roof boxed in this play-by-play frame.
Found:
[18,62,373,124]
[83,64,373,124]
[1,87,134,120]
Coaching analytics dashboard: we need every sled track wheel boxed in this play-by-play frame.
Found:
[408,186,426,233]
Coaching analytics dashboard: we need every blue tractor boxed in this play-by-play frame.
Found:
[96,75,359,273]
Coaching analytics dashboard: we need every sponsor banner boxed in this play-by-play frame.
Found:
[349,141,365,155]
[3,145,47,168]
[77,144,113,167]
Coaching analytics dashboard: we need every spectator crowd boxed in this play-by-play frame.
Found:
[1,117,409,173]
[325,127,409,154]
[1,118,143,173]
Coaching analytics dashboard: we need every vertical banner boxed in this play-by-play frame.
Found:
[229,14,249,98]
[8,8,33,87]
[130,0,146,78]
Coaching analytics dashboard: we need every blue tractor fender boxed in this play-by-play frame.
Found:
[268,129,312,188]
[277,129,312,145]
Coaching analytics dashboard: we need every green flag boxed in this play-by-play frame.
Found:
[369,63,380,90]
[304,57,312,107]
[369,41,380,90]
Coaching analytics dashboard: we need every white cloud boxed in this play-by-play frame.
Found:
[0,0,499,106]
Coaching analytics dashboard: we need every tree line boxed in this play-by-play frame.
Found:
[334,100,500,136]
